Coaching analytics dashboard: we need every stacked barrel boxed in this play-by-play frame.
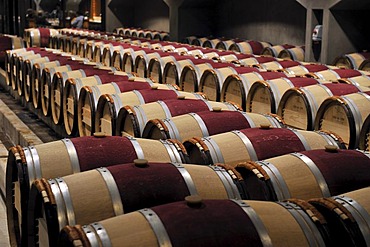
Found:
[114,27,170,41]
[2,27,370,247]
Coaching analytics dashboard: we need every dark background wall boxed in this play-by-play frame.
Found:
[215,0,306,46]
[106,0,307,46]
[107,0,169,31]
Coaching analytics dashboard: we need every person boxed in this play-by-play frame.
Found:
[26,8,37,27]
[71,11,84,28]
[312,24,323,61]
[35,10,50,27]
[51,3,63,27]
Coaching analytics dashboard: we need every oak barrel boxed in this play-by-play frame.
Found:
[222,71,288,111]
[260,44,296,57]
[358,114,370,151]
[306,68,366,81]
[278,83,368,130]
[62,72,134,136]
[143,109,284,141]
[28,161,241,246]
[333,52,370,70]
[314,91,370,148]
[184,126,345,166]
[115,98,240,137]
[40,61,98,116]
[6,135,188,246]
[229,40,271,55]
[278,46,305,61]
[235,147,370,201]
[246,77,324,115]
[78,79,176,137]
[59,198,329,247]
[309,187,370,246]
[50,68,121,125]
[94,89,204,136]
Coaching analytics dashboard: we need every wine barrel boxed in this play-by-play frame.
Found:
[143,109,284,141]
[333,52,370,69]
[21,56,51,101]
[162,43,186,53]
[0,34,24,68]
[9,48,43,84]
[70,35,83,55]
[261,44,296,57]
[134,50,169,78]
[191,37,209,47]
[306,68,366,81]
[77,37,92,57]
[309,187,370,246]
[183,126,345,166]
[182,36,198,45]
[338,74,370,87]
[214,39,236,51]
[92,43,115,63]
[28,161,241,246]
[8,48,55,89]
[153,31,170,41]
[235,147,370,201]
[198,63,243,101]
[164,58,215,87]
[111,46,130,71]
[50,68,119,125]
[5,48,28,84]
[212,52,252,64]
[282,63,334,76]
[202,38,223,48]
[77,79,176,137]
[85,40,109,61]
[147,54,179,83]
[103,44,125,68]
[137,29,146,38]
[314,91,370,149]
[102,43,131,67]
[24,28,59,47]
[62,72,134,136]
[257,59,302,71]
[94,88,205,136]
[229,40,271,55]
[127,48,159,76]
[245,77,324,115]
[359,114,370,151]
[278,46,305,61]
[6,135,188,246]
[222,71,288,111]
[176,45,204,57]
[115,98,240,137]
[189,47,220,60]
[59,197,329,247]
[40,61,98,116]
[53,33,66,48]
[120,46,147,73]
[359,58,370,72]
[49,34,60,49]
[236,56,277,67]
[13,52,46,92]
[278,83,369,130]
[62,35,73,53]
[140,40,164,51]
[31,56,79,109]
